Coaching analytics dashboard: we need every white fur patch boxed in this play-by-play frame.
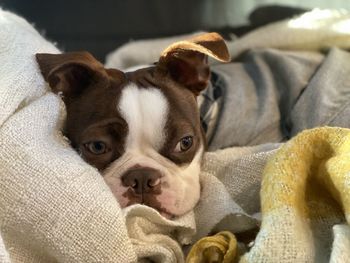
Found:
[118,84,168,152]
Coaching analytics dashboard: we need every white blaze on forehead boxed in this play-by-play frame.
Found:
[118,83,169,151]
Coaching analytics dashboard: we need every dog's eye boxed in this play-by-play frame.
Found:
[174,136,193,153]
[85,141,108,155]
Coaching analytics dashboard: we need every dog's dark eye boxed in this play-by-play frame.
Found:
[174,136,193,153]
[85,141,108,155]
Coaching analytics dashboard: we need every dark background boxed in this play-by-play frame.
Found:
[0,0,229,61]
[0,0,316,62]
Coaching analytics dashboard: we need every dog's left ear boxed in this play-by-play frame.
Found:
[36,51,111,101]
[157,32,230,95]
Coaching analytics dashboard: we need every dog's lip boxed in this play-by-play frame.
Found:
[153,206,176,219]
[126,198,174,219]
[158,210,175,220]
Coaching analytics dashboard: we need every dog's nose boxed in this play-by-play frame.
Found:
[121,167,162,195]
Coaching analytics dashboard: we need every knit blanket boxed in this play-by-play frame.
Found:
[0,9,137,262]
[188,127,350,262]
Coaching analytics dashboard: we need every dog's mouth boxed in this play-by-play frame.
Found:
[127,200,174,219]
[123,191,174,219]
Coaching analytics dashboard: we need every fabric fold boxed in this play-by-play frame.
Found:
[241,127,350,262]
[0,8,136,263]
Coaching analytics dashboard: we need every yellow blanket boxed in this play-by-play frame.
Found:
[187,127,350,262]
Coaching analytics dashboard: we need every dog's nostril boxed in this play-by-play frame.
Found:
[147,177,160,187]
[131,180,138,188]
[121,167,162,194]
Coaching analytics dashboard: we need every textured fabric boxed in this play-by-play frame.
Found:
[189,127,350,262]
[186,231,239,263]
[193,143,279,242]
[242,127,350,262]
[209,8,350,149]
[0,8,136,263]
[330,225,350,262]
[208,48,323,149]
[0,234,10,263]
[227,9,350,60]
[197,71,225,144]
[123,206,196,263]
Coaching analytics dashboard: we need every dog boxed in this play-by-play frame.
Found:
[36,32,230,218]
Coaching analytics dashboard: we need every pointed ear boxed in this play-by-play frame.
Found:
[157,32,230,95]
[36,51,109,100]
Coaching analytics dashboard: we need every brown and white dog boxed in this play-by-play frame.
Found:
[36,33,230,218]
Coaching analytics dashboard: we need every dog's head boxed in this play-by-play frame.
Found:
[36,33,230,218]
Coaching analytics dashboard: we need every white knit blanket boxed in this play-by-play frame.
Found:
[0,9,137,262]
[2,8,350,263]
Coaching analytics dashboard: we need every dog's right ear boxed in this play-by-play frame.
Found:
[36,52,109,100]
[157,32,230,96]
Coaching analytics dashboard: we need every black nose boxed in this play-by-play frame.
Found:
[121,167,162,195]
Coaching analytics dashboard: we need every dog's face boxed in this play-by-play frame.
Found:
[36,33,230,218]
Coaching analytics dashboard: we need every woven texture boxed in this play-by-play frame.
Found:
[227,9,350,59]
[0,8,136,263]
[243,127,350,262]
[188,127,350,262]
